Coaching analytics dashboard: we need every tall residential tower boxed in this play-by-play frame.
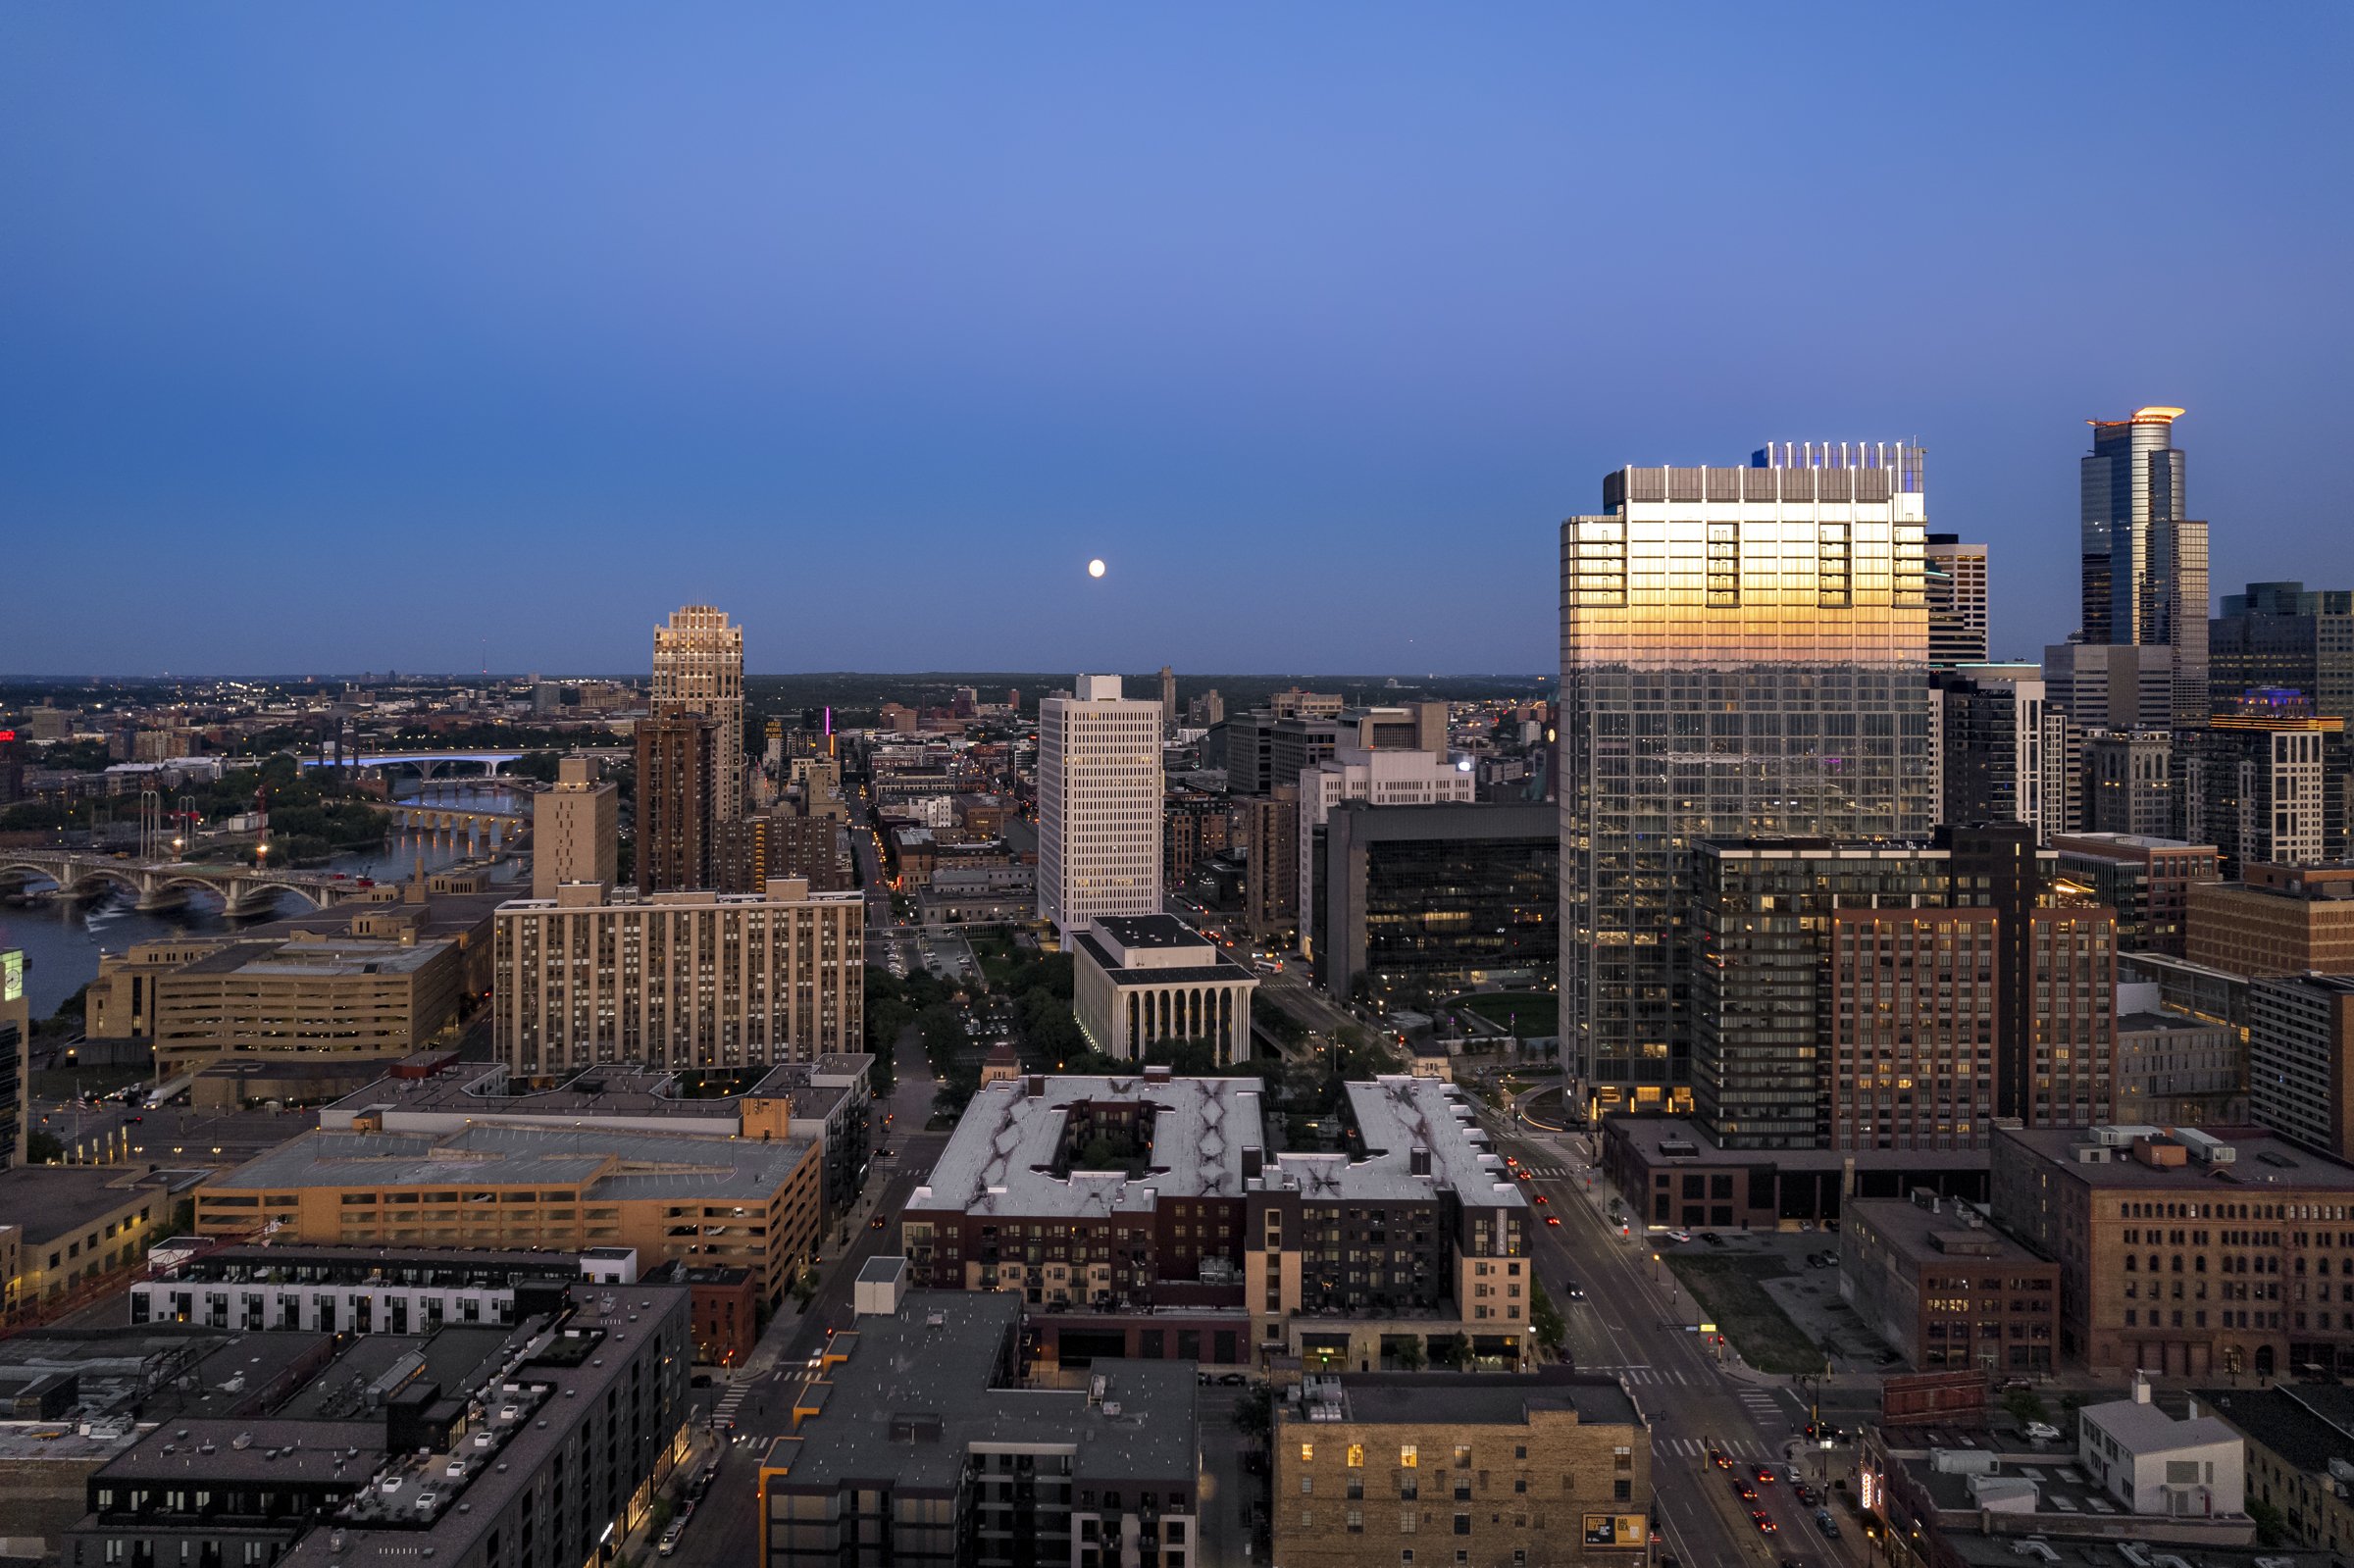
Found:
[1924,533,1989,666]
[651,604,745,823]
[2080,408,2210,725]
[1037,676,1163,937]
[1558,441,1933,1111]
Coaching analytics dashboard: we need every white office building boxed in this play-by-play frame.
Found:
[1037,675,1163,937]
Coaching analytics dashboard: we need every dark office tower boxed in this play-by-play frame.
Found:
[1692,839,1954,1149]
[635,713,718,892]
[1159,665,1178,733]
[1924,534,1989,667]
[1561,442,1933,1113]
[2082,731,2175,837]
[1939,822,2047,1122]
[1933,669,2078,843]
[2080,407,2210,726]
[2211,581,2354,721]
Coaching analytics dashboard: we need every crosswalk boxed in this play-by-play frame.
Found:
[1582,1363,1710,1388]
[711,1377,752,1428]
[1517,1164,1572,1179]
[1655,1436,1783,1461]
[1735,1385,1789,1424]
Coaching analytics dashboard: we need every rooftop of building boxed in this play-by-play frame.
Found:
[207,1122,816,1202]
[154,1243,607,1284]
[908,1071,1264,1218]
[0,1165,214,1247]
[321,1058,869,1129]
[108,1283,692,1568]
[2079,1390,2239,1453]
[2193,1382,2354,1475]
[169,936,453,979]
[2054,834,2205,854]
[1260,1077,1525,1208]
[1931,1534,2297,1568]
[1844,1197,2049,1267]
[1286,1367,1640,1430]
[1608,1116,1991,1176]
[763,1292,1196,1495]
[1071,916,1255,986]
[2117,1008,2238,1036]
[1699,835,1946,860]
[1995,1124,2354,1191]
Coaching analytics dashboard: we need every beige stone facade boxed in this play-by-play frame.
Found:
[493,879,863,1072]
[2187,862,2354,977]
[531,755,618,898]
[651,603,744,822]
[1271,1370,1652,1568]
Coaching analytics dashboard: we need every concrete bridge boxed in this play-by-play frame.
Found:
[0,849,371,916]
[384,802,529,848]
[301,748,630,780]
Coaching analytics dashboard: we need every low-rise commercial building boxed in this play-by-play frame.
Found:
[759,1277,1199,1568]
[86,933,465,1074]
[0,1165,212,1308]
[2195,1378,2354,1562]
[320,1055,874,1221]
[2188,861,2354,977]
[193,1122,823,1304]
[2053,833,2220,956]
[130,1242,618,1334]
[1070,915,1256,1066]
[1838,1196,2059,1373]
[1602,1114,1988,1231]
[1269,1368,1652,1568]
[2114,995,2247,1126]
[1989,1121,2354,1378]
[2077,1376,2245,1516]
[492,878,863,1073]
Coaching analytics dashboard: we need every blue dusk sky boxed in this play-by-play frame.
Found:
[3,6,2350,678]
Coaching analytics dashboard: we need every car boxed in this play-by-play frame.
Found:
[1665,1230,1693,1243]
[2023,1421,2062,1442]
[1563,1282,1585,1300]
[1752,1511,1777,1534]
[1700,1231,1726,1246]
[1794,1483,1817,1506]
[1755,1467,1775,1485]
[1545,1215,1561,1227]
[657,1526,684,1557]
[1217,1372,1249,1387]
[1816,1509,1840,1540]
[1531,1193,1548,1204]
[871,1215,888,1230]
[444,1459,468,1479]
[1709,1449,1731,1470]
[1732,1479,1758,1501]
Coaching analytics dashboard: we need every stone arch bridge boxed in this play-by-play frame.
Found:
[0,850,371,916]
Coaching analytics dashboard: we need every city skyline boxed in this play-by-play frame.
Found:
[6,7,2351,676]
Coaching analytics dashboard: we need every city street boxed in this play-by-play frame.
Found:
[1488,1106,1871,1568]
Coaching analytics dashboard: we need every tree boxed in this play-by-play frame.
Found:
[1392,1338,1426,1372]
[2000,1387,2049,1429]
[1231,1386,1274,1444]
[1529,1282,1567,1357]
[1432,1332,1472,1370]
[26,1130,63,1164]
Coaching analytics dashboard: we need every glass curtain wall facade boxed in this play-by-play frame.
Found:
[1318,800,1556,1011]
[1560,444,1932,1111]
[2080,409,2210,726]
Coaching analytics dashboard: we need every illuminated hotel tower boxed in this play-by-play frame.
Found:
[1558,442,1933,1114]
[2081,407,2209,726]
[651,604,745,823]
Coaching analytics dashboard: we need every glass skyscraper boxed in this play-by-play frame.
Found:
[1557,442,1933,1113]
[2080,408,2210,726]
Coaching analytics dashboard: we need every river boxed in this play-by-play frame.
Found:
[0,786,531,1019]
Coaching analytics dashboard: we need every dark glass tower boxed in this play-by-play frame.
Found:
[2080,408,2209,725]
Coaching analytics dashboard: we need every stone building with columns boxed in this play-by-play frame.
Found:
[1071,914,1257,1066]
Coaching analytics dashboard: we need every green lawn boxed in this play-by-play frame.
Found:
[1452,992,1555,1035]
[1663,1251,1825,1376]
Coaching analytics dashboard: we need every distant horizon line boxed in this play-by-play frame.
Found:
[0,669,1561,684]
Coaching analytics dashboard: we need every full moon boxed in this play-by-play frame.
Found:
[1087,558,1106,579]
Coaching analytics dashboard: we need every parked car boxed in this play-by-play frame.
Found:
[1816,1509,1840,1540]
[1700,1231,1726,1247]
[657,1525,684,1557]
[2023,1421,2062,1442]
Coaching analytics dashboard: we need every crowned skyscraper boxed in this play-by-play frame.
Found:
[2080,407,2210,726]
[1558,442,1933,1115]
[651,604,745,824]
